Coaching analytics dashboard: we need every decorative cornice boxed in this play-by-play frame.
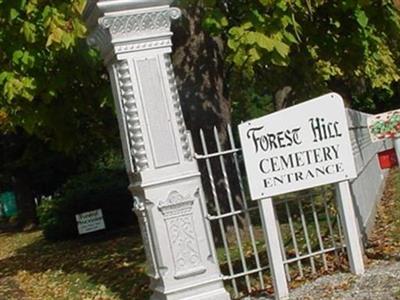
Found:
[99,7,181,36]
[114,38,172,54]
[84,0,175,29]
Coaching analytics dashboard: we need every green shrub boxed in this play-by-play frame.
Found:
[38,169,136,240]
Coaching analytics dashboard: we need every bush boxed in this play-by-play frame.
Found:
[38,169,136,241]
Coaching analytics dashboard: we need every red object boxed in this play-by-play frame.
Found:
[378,149,398,169]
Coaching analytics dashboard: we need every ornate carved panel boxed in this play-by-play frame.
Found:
[159,190,206,279]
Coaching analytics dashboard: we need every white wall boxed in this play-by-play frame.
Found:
[347,109,393,237]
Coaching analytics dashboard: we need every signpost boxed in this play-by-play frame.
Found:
[239,93,364,300]
[76,209,106,235]
[368,109,400,165]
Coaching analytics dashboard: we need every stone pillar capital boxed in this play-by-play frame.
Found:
[84,0,180,62]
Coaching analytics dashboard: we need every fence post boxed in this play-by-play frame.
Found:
[394,138,400,166]
[83,1,230,299]
[336,181,365,275]
[259,198,289,300]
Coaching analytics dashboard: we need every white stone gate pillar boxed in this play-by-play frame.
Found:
[83,1,230,300]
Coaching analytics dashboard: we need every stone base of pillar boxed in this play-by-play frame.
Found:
[150,280,231,300]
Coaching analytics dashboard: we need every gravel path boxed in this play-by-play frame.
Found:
[252,260,400,300]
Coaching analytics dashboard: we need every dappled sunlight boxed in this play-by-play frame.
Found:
[0,228,150,299]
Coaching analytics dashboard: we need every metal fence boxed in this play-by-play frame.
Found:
[347,109,392,235]
[195,125,345,299]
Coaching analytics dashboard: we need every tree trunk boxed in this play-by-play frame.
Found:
[172,5,246,243]
[172,5,231,142]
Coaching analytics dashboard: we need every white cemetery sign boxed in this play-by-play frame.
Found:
[239,93,357,200]
[76,209,106,235]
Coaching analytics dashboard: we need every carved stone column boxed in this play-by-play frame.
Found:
[83,1,230,299]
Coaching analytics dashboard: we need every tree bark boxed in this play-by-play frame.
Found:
[172,5,246,242]
[172,5,231,146]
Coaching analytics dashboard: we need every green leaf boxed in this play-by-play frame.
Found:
[272,39,290,58]
[227,38,239,51]
[62,33,74,48]
[246,32,274,51]
[46,28,64,47]
[12,50,24,64]
[0,72,12,85]
[18,0,27,10]
[22,21,37,43]
[202,9,228,35]
[42,6,52,20]
[232,48,247,66]
[248,47,261,62]
[283,31,298,44]
[259,0,273,6]
[355,8,369,28]
[21,51,35,67]
[72,19,86,37]
[10,8,19,21]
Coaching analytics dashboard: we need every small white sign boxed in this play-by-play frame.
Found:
[239,93,357,200]
[76,209,106,235]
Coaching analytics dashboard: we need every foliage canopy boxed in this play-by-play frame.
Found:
[0,0,117,155]
[1,0,400,153]
[200,0,400,118]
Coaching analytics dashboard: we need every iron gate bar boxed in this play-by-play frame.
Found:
[283,246,341,264]
[199,129,239,297]
[206,206,260,221]
[228,124,266,290]
[311,198,329,270]
[284,201,304,278]
[195,148,241,160]
[322,192,340,260]
[213,126,252,292]
[222,266,270,281]
[298,199,317,273]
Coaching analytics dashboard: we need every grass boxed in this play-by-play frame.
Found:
[366,168,400,260]
[364,168,400,298]
[0,227,149,300]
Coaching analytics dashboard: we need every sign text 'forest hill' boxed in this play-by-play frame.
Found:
[246,117,344,189]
